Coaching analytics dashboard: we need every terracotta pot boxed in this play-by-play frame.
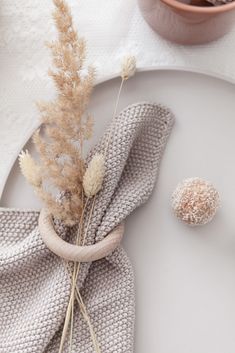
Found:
[138,0,235,44]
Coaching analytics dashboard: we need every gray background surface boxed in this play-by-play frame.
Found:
[2,70,235,353]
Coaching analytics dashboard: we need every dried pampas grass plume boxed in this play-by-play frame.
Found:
[19,150,42,188]
[19,0,95,225]
[121,55,136,80]
[83,153,105,198]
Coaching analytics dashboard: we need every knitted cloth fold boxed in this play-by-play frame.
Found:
[0,102,174,353]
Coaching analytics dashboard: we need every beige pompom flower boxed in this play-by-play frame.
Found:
[19,150,42,187]
[172,177,220,226]
[83,153,105,198]
[121,55,136,80]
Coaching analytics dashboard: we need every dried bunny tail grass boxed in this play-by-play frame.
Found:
[104,55,137,156]
[83,153,105,198]
[19,151,42,188]
[121,55,136,80]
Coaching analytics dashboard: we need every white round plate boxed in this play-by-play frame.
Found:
[2,70,235,353]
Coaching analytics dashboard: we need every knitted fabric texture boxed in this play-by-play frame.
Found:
[0,102,174,353]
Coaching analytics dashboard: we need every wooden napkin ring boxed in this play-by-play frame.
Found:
[39,208,124,262]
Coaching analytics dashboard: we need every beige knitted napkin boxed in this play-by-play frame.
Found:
[0,102,174,353]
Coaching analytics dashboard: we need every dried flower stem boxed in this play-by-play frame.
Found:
[73,195,97,285]
[58,287,74,353]
[104,78,124,156]
[76,197,89,244]
[67,195,98,353]
[69,301,74,353]
[64,262,101,353]
[83,196,97,246]
[68,196,97,351]
[113,79,125,121]
[69,266,76,353]
[104,55,136,155]
[75,288,101,353]
[66,195,91,352]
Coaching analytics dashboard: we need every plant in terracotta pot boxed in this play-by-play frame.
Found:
[138,0,235,45]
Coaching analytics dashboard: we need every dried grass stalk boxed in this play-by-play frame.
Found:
[19,0,95,225]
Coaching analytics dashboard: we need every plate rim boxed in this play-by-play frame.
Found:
[96,65,235,86]
[1,67,234,201]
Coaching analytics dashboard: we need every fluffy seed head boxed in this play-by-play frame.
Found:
[19,150,42,187]
[172,177,220,226]
[121,55,136,80]
[83,153,105,198]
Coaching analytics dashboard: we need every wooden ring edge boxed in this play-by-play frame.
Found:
[38,208,124,262]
